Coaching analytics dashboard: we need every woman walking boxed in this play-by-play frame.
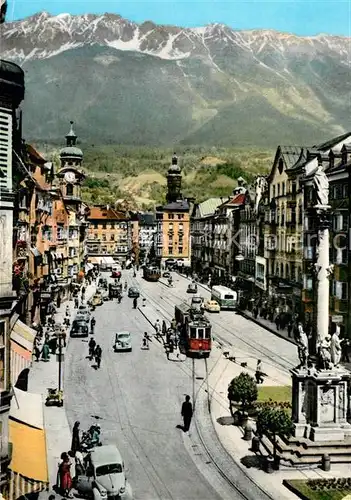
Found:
[57,452,73,497]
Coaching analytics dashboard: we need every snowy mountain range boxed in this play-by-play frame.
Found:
[2,12,350,146]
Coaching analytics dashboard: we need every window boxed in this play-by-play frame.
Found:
[304,275,313,290]
[66,183,74,196]
[178,247,183,254]
[110,234,115,241]
[282,183,285,196]
[198,328,204,339]
[169,223,173,231]
[168,214,174,220]
[333,281,348,300]
[102,234,106,241]
[168,246,173,254]
[178,214,184,219]
[0,346,4,389]
[277,184,280,196]
[304,246,313,259]
[272,185,275,198]
[0,321,5,347]
[342,184,348,198]
[179,223,184,232]
[190,327,197,339]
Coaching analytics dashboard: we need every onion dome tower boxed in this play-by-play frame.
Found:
[166,152,182,203]
[59,121,83,169]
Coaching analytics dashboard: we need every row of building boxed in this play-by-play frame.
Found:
[190,133,351,339]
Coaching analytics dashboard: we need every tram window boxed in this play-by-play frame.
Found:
[205,328,211,339]
[198,328,204,339]
[190,327,197,338]
[224,294,234,299]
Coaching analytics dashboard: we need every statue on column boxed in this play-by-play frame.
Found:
[318,335,332,370]
[296,322,309,368]
[330,326,342,367]
[313,163,329,206]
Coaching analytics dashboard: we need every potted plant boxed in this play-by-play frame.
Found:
[227,372,257,425]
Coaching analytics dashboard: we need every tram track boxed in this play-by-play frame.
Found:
[132,276,274,500]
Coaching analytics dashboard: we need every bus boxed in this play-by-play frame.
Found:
[211,285,237,310]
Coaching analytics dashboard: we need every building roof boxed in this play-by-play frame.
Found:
[60,146,83,158]
[88,206,128,220]
[162,200,189,211]
[222,193,246,207]
[26,144,46,165]
[313,132,351,152]
[138,212,156,225]
[197,198,223,218]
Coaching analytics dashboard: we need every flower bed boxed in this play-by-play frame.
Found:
[284,478,351,500]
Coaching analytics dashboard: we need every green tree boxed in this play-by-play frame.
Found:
[256,407,294,459]
[227,372,257,414]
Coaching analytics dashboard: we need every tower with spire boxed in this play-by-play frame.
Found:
[166,152,183,203]
[59,121,83,169]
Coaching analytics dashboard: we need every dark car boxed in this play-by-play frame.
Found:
[70,319,89,338]
[128,287,140,298]
[187,283,198,293]
[99,278,108,289]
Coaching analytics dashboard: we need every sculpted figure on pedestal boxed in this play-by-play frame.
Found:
[296,322,309,368]
[313,164,329,206]
[330,327,342,367]
[318,335,332,370]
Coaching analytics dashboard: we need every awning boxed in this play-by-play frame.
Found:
[89,257,100,264]
[30,247,42,258]
[8,388,49,499]
[85,263,94,272]
[10,320,35,386]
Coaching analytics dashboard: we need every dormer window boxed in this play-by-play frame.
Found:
[66,183,74,196]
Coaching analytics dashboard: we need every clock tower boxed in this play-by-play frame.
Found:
[58,121,85,201]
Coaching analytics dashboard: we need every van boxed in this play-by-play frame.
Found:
[211,286,237,310]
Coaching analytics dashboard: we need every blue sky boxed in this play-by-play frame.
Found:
[8,0,350,36]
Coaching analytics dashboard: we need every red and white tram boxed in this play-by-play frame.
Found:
[174,302,212,358]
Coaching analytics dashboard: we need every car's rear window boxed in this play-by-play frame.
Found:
[96,463,122,476]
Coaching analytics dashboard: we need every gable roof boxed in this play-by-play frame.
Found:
[313,132,351,152]
[197,198,223,218]
[88,206,127,220]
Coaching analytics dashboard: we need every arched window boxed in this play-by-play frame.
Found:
[280,263,284,277]
[66,183,74,196]
[286,263,290,280]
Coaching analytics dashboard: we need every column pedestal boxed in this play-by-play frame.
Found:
[291,366,351,442]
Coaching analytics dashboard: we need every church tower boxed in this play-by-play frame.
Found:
[58,121,85,201]
[166,153,182,203]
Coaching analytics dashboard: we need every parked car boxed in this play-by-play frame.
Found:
[70,319,89,338]
[191,296,204,311]
[75,305,91,322]
[128,287,140,298]
[203,299,221,313]
[187,282,198,294]
[163,271,171,278]
[114,331,132,352]
[74,444,131,500]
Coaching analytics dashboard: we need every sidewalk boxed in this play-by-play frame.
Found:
[205,344,351,500]
[28,281,96,496]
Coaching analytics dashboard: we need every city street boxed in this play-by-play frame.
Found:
[64,272,241,500]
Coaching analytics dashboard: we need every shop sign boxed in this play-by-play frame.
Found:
[332,315,343,323]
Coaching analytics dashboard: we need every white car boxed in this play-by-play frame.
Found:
[114,331,132,352]
[74,444,132,499]
[203,299,220,313]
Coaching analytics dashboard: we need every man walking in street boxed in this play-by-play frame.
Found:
[255,359,264,384]
[88,337,96,360]
[95,344,102,369]
[181,395,193,432]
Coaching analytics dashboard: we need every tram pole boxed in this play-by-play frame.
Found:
[205,358,211,413]
[192,358,196,412]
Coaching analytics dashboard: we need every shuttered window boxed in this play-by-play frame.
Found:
[0,108,12,191]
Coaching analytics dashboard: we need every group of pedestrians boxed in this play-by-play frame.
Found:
[88,336,102,368]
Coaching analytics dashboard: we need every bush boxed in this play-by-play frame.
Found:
[228,372,257,413]
[256,407,294,458]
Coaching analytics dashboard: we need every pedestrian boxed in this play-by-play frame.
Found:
[341,338,350,363]
[74,449,85,477]
[71,421,80,455]
[81,286,86,295]
[57,295,61,309]
[133,297,137,309]
[57,452,73,497]
[41,342,50,361]
[154,319,161,335]
[61,329,67,348]
[255,359,264,384]
[95,345,102,368]
[49,334,58,354]
[90,317,96,334]
[181,395,193,432]
[74,297,79,309]
[287,320,293,338]
[65,304,70,317]
[88,337,96,359]
[34,344,41,362]
[162,320,167,335]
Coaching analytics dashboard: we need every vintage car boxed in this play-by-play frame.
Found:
[186,282,198,294]
[99,278,108,290]
[75,305,91,322]
[70,319,89,338]
[127,287,140,299]
[190,296,204,311]
[91,291,103,307]
[74,444,132,500]
[113,331,132,352]
[203,299,221,313]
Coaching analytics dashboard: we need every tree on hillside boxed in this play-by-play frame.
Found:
[227,372,257,415]
[256,407,294,461]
